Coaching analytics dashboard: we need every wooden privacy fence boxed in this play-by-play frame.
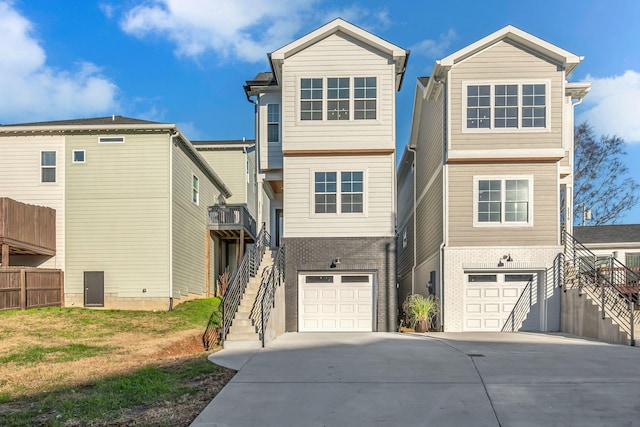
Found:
[0,267,64,311]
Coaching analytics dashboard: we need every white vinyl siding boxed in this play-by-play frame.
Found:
[65,133,170,299]
[282,32,396,152]
[284,154,394,238]
[0,135,65,269]
[258,92,283,170]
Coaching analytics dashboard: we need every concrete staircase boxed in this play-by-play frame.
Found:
[223,249,274,349]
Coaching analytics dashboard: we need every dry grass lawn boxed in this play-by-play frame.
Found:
[0,298,234,426]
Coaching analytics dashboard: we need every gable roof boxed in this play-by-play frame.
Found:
[573,225,640,245]
[434,25,583,79]
[268,18,409,91]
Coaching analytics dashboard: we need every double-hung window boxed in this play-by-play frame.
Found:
[41,151,56,183]
[465,82,548,130]
[340,171,363,213]
[327,78,349,120]
[354,77,376,120]
[314,171,364,214]
[267,104,280,142]
[314,172,337,213]
[475,177,532,225]
[301,78,323,120]
[300,77,377,121]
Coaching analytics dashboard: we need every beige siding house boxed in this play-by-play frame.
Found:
[397,26,590,332]
[0,116,232,310]
[244,18,408,332]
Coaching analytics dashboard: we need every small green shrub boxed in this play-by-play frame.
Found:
[402,294,439,329]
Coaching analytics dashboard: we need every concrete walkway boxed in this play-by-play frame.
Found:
[191,332,640,427]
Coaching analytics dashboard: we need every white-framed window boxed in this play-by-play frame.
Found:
[464,81,549,131]
[301,78,323,120]
[192,174,199,205]
[473,176,533,226]
[314,172,336,213]
[73,150,86,163]
[327,78,350,120]
[313,170,364,214]
[354,77,377,120]
[98,136,125,143]
[402,229,408,249]
[41,151,56,183]
[267,104,280,142]
[300,77,377,122]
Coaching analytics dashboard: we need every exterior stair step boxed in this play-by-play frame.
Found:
[225,332,260,341]
[229,324,258,334]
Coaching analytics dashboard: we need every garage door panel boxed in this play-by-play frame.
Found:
[299,273,373,332]
[464,275,532,332]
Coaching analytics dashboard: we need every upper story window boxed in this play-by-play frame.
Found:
[301,78,323,120]
[41,151,56,183]
[474,176,532,226]
[98,136,125,143]
[300,77,377,122]
[354,77,376,120]
[327,78,350,120]
[314,170,364,214]
[267,104,280,142]
[192,175,199,205]
[73,150,86,163]
[465,82,548,131]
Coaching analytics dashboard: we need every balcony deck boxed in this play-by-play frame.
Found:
[208,204,256,242]
[0,198,56,266]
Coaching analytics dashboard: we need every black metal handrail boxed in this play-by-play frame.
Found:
[501,253,563,332]
[202,224,269,350]
[563,230,638,345]
[249,245,285,347]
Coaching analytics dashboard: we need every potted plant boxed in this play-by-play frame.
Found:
[402,294,439,333]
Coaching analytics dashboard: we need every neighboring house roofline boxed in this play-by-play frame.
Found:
[432,25,583,81]
[0,116,233,198]
[573,225,640,245]
[268,18,409,91]
[565,82,591,100]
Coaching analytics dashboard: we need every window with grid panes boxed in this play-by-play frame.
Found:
[327,78,349,120]
[314,172,337,213]
[340,171,363,213]
[354,77,376,119]
[301,78,323,120]
[267,104,280,142]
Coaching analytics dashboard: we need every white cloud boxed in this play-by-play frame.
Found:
[0,1,119,124]
[99,3,115,19]
[411,29,457,59]
[578,70,640,143]
[121,0,320,62]
[320,5,392,32]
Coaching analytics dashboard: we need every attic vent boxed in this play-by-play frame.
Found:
[99,136,125,143]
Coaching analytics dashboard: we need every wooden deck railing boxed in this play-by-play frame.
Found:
[0,268,64,311]
[0,198,56,255]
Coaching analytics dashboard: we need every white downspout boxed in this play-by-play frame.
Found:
[434,76,446,331]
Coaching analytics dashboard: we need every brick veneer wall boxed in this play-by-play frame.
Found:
[283,237,397,332]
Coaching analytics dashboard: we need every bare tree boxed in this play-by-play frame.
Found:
[573,122,639,225]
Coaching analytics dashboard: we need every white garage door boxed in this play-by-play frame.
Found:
[463,273,535,331]
[299,273,373,332]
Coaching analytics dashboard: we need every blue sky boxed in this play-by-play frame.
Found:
[1,0,639,222]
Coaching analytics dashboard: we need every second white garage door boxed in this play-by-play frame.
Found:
[299,273,373,332]
[463,273,536,331]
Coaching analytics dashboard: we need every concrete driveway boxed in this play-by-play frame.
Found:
[191,332,640,427]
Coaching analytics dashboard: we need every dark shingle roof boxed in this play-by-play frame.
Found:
[0,115,166,127]
[192,139,255,146]
[245,72,276,87]
[573,225,640,244]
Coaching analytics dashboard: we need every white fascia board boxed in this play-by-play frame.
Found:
[0,123,176,134]
[439,25,582,71]
[447,148,565,161]
[565,82,591,99]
